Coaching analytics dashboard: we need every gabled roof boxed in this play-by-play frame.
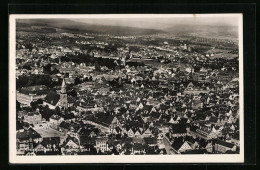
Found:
[61,135,79,147]
[171,138,186,151]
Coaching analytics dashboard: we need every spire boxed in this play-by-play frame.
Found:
[61,78,67,94]
[62,78,66,87]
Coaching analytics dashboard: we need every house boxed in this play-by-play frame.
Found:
[171,138,192,154]
[143,137,157,147]
[154,121,170,134]
[200,139,213,153]
[34,137,60,154]
[16,126,42,153]
[185,136,199,150]
[142,128,153,138]
[107,140,123,152]
[61,135,80,153]
[157,133,164,146]
[84,114,120,133]
[215,139,237,153]
[33,143,47,153]
[190,126,217,141]
[134,129,142,138]
[23,112,42,125]
[169,116,179,124]
[186,82,194,90]
[171,124,187,137]
[49,115,64,130]
[132,143,146,154]
[127,128,135,138]
[95,138,108,153]
[78,135,96,152]
[16,85,48,106]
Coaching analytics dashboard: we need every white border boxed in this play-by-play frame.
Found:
[9,14,244,164]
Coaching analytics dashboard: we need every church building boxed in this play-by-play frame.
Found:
[43,78,69,110]
[59,79,68,109]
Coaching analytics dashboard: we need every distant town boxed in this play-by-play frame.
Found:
[15,18,240,156]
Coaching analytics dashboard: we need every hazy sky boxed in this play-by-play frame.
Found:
[71,15,239,30]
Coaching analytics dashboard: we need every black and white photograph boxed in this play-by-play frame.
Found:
[9,14,244,163]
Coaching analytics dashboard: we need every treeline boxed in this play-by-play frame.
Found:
[16,74,62,89]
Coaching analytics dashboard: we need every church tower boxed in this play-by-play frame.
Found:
[59,78,68,109]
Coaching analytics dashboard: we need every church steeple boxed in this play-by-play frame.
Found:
[59,78,68,109]
[61,78,67,94]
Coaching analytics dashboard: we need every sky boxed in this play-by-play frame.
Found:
[71,15,239,30]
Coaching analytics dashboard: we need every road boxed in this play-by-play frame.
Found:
[163,137,175,155]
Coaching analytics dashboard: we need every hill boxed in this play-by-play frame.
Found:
[16,19,165,36]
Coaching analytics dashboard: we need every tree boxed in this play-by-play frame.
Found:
[30,99,43,110]
[74,77,80,85]
[68,90,77,98]
[55,106,61,115]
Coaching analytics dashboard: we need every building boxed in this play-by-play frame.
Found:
[95,138,108,153]
[49,115,64,129]
[16,126,42,153]
[16,85,48,106]
[215,139,237,153]
[61,135,80,154]
[59,79,68,109]
[171,138,192,154]
[23,112,42,125]
[190,126,217,141]
[43,78,68,109]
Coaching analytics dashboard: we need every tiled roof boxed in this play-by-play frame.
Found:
[171,138,186,151]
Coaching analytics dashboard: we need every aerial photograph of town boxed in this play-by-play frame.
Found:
[14,15,240,156]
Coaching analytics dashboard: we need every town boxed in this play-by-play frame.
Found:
[15,19,240,156]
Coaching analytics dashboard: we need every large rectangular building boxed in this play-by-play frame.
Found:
[16,85,48,106]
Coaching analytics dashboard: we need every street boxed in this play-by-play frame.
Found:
[163,137,175,155]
